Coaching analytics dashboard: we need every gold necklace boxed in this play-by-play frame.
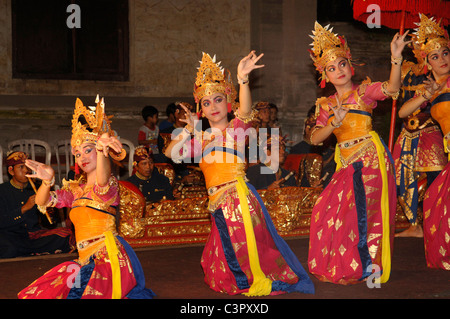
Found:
[10,179,27,190]
[135,171,149,181]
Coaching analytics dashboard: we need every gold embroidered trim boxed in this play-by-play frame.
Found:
[95,176,118,196]
[338,139,374,168]
[10,179,26,190]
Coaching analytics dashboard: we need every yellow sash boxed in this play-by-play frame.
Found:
[104,231,122,299]
[369,132,391,284]
[235,176,272,296]
[444,136,449,160]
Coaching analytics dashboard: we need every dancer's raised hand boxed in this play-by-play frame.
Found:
[390,30,411,59]
[237,50,265,81]
[331,96,349,126]
[25,159,54,182]
[97,133,123,158]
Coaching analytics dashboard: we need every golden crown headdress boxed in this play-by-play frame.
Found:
[411,14,450,74]
[309,22,353,87]
[71,95,126,161]
[193,52,237,114]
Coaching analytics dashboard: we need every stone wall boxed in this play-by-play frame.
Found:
[0,0,251,146]
[0,0,251,98]
[250,0,317,143]
[0,0,398,153]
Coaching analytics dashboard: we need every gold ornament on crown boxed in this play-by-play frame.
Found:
[309,22,353,87]
[193,52,237,114]
[71,95,126,161]
[411,14,450,74]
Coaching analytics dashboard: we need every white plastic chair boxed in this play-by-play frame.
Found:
[54,139,74,186]
[8,139,52,165]
[120,138,135,178]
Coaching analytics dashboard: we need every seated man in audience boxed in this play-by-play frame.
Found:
[290,105,336,187]
[254,101,271,132]
[289,105,323,155]
[246,135,297,190]
[0,151,72,258]
[127,146,174,203]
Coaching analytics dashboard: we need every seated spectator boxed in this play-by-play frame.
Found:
[0,152,72,258]
[160,102,194,178]
[290,105,336,187]
[159,102,177,131]
[250,101,283,166]
[138,105,165,162]
[246,135,297,190]
[127,146,174,203]
[290,105,322,155]
[160,102,193,134]
[268,103,281,129]
[254,101,271,131]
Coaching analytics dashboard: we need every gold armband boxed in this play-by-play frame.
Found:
[391,56,403,65]
[42,176,55,187]
[381,81,400,100]
[237,75,249,85]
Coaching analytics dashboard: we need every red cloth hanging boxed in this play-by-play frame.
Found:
[352,0,450,29]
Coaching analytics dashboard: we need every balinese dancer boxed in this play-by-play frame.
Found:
[164,51,314,296]
[18,96,155,299]
[394,15,447,238]
[307,22,410,285]
[396,15,450,270]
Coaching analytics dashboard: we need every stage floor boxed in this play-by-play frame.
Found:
[1,237,449,300]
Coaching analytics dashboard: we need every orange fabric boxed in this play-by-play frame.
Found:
[199,153,246,190]
[431,100,450,137]
[70,206,116,264]
[331,112,373,159]
[430,76,450,136]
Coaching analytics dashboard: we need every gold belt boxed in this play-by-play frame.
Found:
[77,234,107,250]
[207,180,238,196]
[401,125,441,139]
[338,134,372,149]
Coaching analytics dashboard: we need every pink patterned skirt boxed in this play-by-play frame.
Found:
[423,161,450,270]
[308,142,397,284]
[18,236,154,299]
[201,184,314,295]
